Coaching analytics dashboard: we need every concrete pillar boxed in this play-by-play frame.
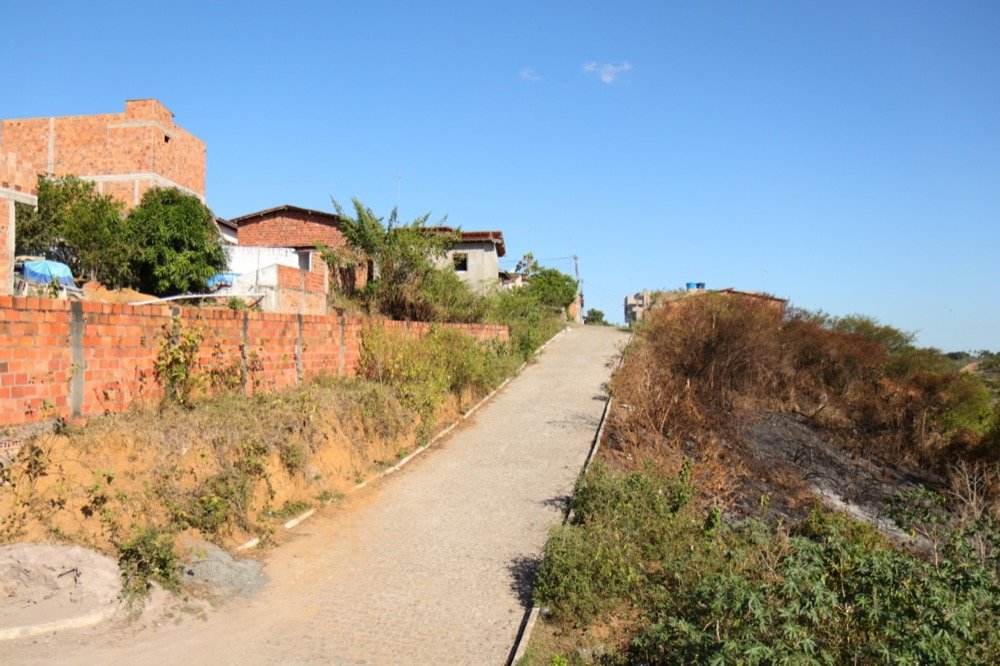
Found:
[70,302,85,417]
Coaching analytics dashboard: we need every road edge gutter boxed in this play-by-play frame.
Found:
[507,330,632,665]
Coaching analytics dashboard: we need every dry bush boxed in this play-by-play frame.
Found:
[605,294,996,504]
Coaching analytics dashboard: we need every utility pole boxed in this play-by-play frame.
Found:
[572,255,582,324]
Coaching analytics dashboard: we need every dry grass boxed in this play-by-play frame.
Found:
[603,294,999,513]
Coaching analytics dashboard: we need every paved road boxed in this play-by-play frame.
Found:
[7,325,627,665]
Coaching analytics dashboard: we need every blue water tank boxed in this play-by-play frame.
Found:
[696,282,706,289]
[686,282,697,290]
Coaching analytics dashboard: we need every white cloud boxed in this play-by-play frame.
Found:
[520,67,542,82]
[582,61,633,84]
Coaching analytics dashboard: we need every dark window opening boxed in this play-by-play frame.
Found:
[164,135,170,143]
[453,253,468,271]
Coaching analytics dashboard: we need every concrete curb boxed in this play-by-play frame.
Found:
[507,330,632,665]
[0,605,118,642]
[238,327,572,551]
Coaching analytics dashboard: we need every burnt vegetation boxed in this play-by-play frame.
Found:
[606,295,997,497]
[529,294,1000,665]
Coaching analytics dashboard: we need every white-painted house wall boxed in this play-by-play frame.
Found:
[227,246,301,274]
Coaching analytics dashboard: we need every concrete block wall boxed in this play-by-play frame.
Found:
[0,296,508,429]
[0,99,205,209]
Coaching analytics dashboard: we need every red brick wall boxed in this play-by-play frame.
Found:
[237,209,348,249]
[0,296,508,429]
[0,149,39,194]
[273,254,329,316]
[1,149,40,296]
[0,99,205,208]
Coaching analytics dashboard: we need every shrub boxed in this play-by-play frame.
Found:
[485,290,563,361]
[359,326,450,417]
[534,463,699,622]
[153,317,203,406]
[608,295,995,469]
[279,441,308,473]
[359,324,517,416]
[118,525,179,600]
[170,471,251,535]
[126,187,228,296]
[631,511,1000,665]
[534,465,1000,664]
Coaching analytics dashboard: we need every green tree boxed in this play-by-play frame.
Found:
[15,175,131,286]
[524,267,578,308]
[126,187,228,296]
[330,197,469,321]
[584,308,607,325]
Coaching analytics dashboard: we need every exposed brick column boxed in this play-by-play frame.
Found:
[0,149,40,295]
[0,198,12,295]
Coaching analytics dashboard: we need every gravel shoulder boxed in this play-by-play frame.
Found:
[5,325,627,666]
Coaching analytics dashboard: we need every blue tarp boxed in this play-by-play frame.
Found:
[22,260,75,287]
[206,272,241,289]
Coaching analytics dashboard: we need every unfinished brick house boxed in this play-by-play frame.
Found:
[0,99,207,295]
[0,98,205,208]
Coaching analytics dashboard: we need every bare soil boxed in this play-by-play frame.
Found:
[0,387,466,639]
[0,543,120,639]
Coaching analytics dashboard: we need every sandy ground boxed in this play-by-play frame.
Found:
[0,544,121,641]
[3,326,627,665]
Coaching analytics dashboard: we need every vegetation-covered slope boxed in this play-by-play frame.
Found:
[526,294,1000,665]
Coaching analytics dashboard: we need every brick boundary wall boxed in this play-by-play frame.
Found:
[0,296,508,435]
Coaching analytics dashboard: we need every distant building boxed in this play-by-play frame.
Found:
[220,204,359,316]
[625,284,787,325]
[624,289,653,324]
[215,217,238,245]
[230,205,350,250]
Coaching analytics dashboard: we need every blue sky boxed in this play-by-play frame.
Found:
[3,1,998,350]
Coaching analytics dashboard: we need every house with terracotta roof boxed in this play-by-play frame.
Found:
[228,205,350,250]
[214,204,356,315]
[429,226,506,294]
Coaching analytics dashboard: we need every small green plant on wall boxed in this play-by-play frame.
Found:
[153,317,203,406]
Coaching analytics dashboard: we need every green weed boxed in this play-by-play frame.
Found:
[118,525,179,602]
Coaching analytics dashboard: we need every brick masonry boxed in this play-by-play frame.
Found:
[274,261,328,315]
[235,207,369,293]
[0,99,205,208]
[235,207,349,249]
[0,296,508,432]
[0,148,40,296]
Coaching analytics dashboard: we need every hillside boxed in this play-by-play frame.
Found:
[523,294,1000,665]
